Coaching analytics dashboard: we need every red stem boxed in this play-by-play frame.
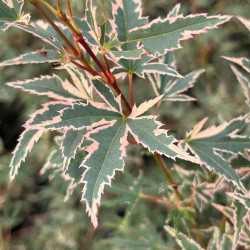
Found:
[128,72,134,107]
[74,35,111,82]
[112,82,132,112]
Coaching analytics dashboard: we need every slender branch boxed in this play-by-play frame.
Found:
[37,0,58,15]
[74,35,111,83]
[153,99,162,115]
[56,0,63,13]
[66,0,81,34]
[153,153,183,201]
[28,0,78,56]
[128,72,134,107]
[69,58,102,76]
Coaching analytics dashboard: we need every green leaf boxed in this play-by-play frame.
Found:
[185,116,249,191]
[38,102,121,131]
[233,198,248,247]
[111,0,148,43]
[61,129,86,170]
[0,0,29,31]
[113,55,182,78]
[230,65,250,107]
[164,225,205,250]
[111,14,232,56]
[0,50,61,66]
[92,79,120,112]
[149,67,204,101]
[6,74,88,101]
[10,129,43,180]
[223,56,250,73]
[81,119,127,228]
[221,235,233,250]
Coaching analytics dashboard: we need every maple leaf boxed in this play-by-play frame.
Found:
[185,116,250,192]
[0,0,30,31]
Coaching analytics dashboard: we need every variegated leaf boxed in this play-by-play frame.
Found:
[230,65,250,107]
[61,129,86,171]
[10,129,43,180]
[233,198,248,247]
[222,56,250,73]
[164,225,205,250]
[0,50,61,66]
[110,14,232,56]
[92,79,120,112]
[12,20,74,52]
[26,102,70,127]
[113,55,182,78]
[167,3,181,18]
[33,102,121,131]
[185,116,249,192]
[0,0,30,31]
[149,68,204,101]
[6,74,87,101]
[111,0,148,44]
[81,119,127,228]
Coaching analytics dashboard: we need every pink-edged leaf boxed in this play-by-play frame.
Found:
[191,174,214,212]
[221,234,233,250]
[212,203,234,224]
[61,129,87,171]
[126,116,202,165]
[233,198,248,247]
[0,0,30,31]
[129,95,163,118]
[111,14,232,56]
[6,74,87,101]
[111,0,148,43]
[60,65,93,100]
[0,50,61,66]
[26,101,70,127]
[91,79,120,112]
[167,3,181,18]
[237,16,250,31]
[112,55,182,78]
[107,48,143,62]
[239,214,250,248]
[230,65,250,107]
[12,20,74,52]
[164,225,205,250]
[185,116,249,192]
[33,101,122,131]
[81,119,128,228]
[222,56,250,73]
[148,68,204,101]
[10,129,43,180]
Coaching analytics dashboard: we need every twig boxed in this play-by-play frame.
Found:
[128,72,134,107]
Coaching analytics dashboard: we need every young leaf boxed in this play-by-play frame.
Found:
[0,0,30,31]
[185,116,249,192]
[0,50,61,66]
[10,129,43,180]
[111,14,232,56]
[6,74,88,101]
[164,225,205,250]
[230,65,250,107]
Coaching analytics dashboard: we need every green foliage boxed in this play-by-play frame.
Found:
[0,0,249,249]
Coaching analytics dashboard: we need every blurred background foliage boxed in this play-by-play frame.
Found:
[0,0,249,249]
